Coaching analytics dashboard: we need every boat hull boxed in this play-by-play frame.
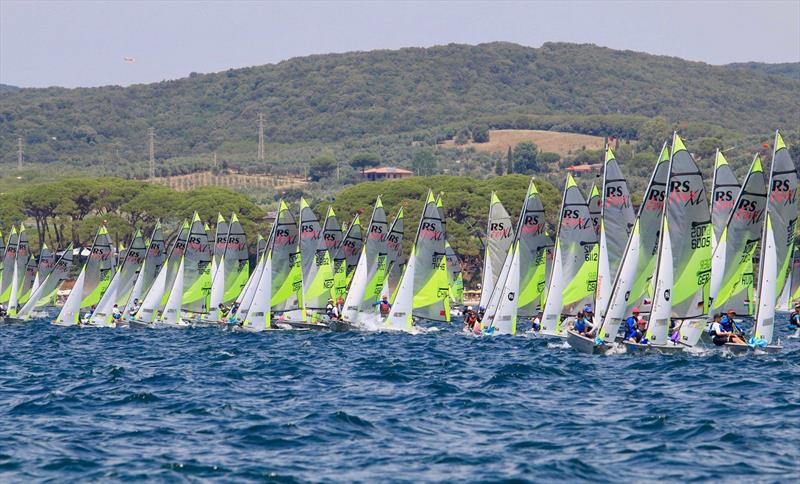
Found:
[624,341,683,354]
[722,342,782,354]
[2,316,24,324]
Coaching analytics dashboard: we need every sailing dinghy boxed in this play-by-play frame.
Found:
[16,243,74,321]
[87,230,147,327]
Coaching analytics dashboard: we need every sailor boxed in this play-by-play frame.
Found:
[721,309,744,337]
[463,306,478,333]
[336,296,345,316]
[477,305,486,322]
[374,294,391,317]
[326,298,337,319]
[218,303,230,321]
[572,311,593,336]
[0,303,6,317]
[789,304,800,332]
[83,305,96,322]
[531,311,542,332]
[129,298,140,316]
[624,308,641,341]
[111,304,121,322]
[709,312,744,345]
[583,304,594,326]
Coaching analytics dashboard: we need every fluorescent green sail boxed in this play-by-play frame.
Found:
[413,250,449,318]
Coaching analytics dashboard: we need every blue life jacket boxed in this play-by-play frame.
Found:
[574,318,587,333]
[624,316,638,339]
[791,313,800,325]
[720,315,735,332]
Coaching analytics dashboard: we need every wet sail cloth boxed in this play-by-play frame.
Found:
[386,191,449,330]
[710,155,766,314]
[541,175,598,335]
[54,226,115,325]
[478,193,514,309]
[17,244,74,318]
[299,201,335,310]
[710,150,740,252]
[270,200,303,316]
[343,198,389,325]
[596,144,670,342]
[646,134,711,344]
[333,215,362,299]
[483,179,550,334]
[595,148,636,317]
[753,132,798,344]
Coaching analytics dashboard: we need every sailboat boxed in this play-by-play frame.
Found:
[53,225,115,326]
[481,179,550,335]
[708,155,766,318]
[630,133,711,353]
[123,222,167,319]
[206,214,249,322]
[333,215,362,299]
[342,198,389,328]
[445,241,463,309]
[540,175,598,337]
[478,193,514,311]
[16,244,74,321]
[0,226,20,307]
[87,230,147,327]
[711,150,740,253]
[729,131,798,353]
[384,208,406,302]
[569,144,670,354]
[157,213,212,327]
[8,224,34,318]
[298,200,336,323]
[28,243,56,303]
[132,220,189,326]
[594,147,636,319]
[385,190,449,332]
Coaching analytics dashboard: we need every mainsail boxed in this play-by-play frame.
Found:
[123,222,166,316]
[753,131,798,344]
[646,134,711,344]
[0,226,19,303]
[596,144,669,342]
[136,220,189,323]
[31,243,56,298]
[595,147,636,317]
[445,241,463,306]
[343,198,389,325]
[6,225,31,315]
[270,200,303,315]
[710,155,766,314]
[208,214,249,319]
[181,213,212,315]
[90,230,147,325]
[333,214,362,299]
[710,150,740,252]
[298,199,333,311]
[386,190,448,330]
[478,192,514,309]
[541,175,598,335]
[385,208,405,299]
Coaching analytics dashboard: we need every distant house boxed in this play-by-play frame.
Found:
[566,163,602,176]
[363,166,414,181]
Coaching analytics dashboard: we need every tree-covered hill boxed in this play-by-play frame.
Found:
[1,42,797,173]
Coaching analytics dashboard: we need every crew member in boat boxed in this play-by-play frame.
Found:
[335,296,345,317]
[583,305,594,326]
[326,298,338,320]
[463,306,479,333]
[789,304,800,332]
[111,304,121,323]
[721,309,745,338]
[531,311,542,332]
[623,308,641,342]
[128,298,140,320]
[218,303,230,321]
[374,294,391,317]
[709,312,745,345]
[572,310,593,336]
[0,303,6,317]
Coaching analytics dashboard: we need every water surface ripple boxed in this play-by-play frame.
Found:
[1,319,799,482]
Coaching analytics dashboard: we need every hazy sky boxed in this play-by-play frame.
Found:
[2,0,799,88]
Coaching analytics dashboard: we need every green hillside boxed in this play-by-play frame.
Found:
[1,42,798,178]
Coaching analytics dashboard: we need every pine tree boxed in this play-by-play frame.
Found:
[506,146,513,174]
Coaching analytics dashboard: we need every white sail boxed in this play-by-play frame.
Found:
[242,253,273,331]
[644,220,674,344]
[89,269,122,326]
[487,241,521,334]
[753,215,778,343]
[540,243,566,335]
[135,260,169,323]
[385,246,416,331]
[7,261,20,316]
[596,222,641,341]
[160,258,185,325]
[594,220,611,318]
[234,253,266,324]
[54,268,86,326]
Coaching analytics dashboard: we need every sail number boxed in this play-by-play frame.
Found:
[690,224,710,249]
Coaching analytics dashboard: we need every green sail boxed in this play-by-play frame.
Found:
[181,213,212,313]
[80,226,115,309]
[270,200,303,313]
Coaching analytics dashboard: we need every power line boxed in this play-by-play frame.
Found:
[148,127,155,179]
[257,112,264,161]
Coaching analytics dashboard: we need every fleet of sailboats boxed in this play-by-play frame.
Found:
[1,131,797,354]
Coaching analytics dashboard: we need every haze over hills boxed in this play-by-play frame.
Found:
[0,42,797,175]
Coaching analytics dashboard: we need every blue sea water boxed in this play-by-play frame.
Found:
[1,318,799,482]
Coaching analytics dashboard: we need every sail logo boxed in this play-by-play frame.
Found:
[713,189,736,211]
[367,225,385,241]
[562,209,589,229]
[770,179,797,204]
[274,229,296,246]
[489,222,511,239]
[669,181,704,206]
[644,187,665,210]
[342,240,359,255]
[226,237,246,250]
[148,245,163,256]
[301,224,320,240]
[605,185,631,208]
[90,246,106,259]
[733,199,764,224]
[420,222,443,240]
[387,233,401,249]
[521,215,544,234]
[323,233,341,249]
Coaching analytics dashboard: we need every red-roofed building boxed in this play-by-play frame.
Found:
[363,166,414,181]
[566,163,602,176]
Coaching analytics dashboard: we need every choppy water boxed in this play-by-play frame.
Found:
[1,317,799,482]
